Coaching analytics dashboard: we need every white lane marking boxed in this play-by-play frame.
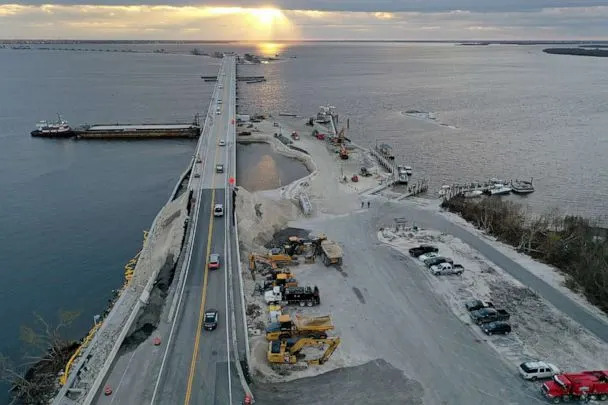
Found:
[149,61,224,405]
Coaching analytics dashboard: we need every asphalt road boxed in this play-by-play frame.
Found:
[95,57,244,405]
[377,201,608,343]
[289,209,553,404]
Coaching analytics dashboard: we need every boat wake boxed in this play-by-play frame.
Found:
[402,110,457,129]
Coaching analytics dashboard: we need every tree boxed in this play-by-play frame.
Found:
[0,310,80,404]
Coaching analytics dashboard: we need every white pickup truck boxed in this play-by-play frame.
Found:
[430,262,464,276]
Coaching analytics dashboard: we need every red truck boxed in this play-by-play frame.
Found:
[541,370,608,403]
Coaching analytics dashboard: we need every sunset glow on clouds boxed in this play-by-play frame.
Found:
[0,3,607,39]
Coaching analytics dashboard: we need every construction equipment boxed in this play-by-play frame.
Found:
[268,304,282,323]
[333,127,351,144]
[320,239,343,266]
[249,252,297,272]
[339,144,349,160]
[360,167,372,177]
[311,129,325,140]
[263,273,298,290]
[265,285,320,307]
[265,314,334,341]
[267,337,341,365]
[249,253,277,272]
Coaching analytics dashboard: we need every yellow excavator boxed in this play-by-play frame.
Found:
[249,252,296,272]
[267,337,341,365]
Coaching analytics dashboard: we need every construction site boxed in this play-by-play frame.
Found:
[233,107,608,404]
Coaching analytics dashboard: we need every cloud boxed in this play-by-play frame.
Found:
[7,0,608,13]
[0,4,607,39]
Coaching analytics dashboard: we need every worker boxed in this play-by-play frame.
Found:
[367,201,370,208]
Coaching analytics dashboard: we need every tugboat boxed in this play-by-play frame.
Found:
[31,114,73,137]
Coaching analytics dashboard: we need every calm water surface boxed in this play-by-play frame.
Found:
[1,42,607,401]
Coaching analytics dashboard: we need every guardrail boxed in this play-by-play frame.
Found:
[53,62,222,405]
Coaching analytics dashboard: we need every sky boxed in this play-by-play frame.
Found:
[1,1,607,40]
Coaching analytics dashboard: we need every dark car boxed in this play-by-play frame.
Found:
[481,321,511,335]
[470,307,510,324]
[216,164,224,173]
[423,256,454,267]
[465,299,494,312]
[203,309,219,331]
[408,245,439,257]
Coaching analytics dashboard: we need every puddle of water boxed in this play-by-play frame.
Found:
[236,142,310,191]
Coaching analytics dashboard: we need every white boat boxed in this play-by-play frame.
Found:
[463,190,483,198]
[404,166,413,176]
[438,185,451,197]
[396,165,409,184]
[485,184,512,195]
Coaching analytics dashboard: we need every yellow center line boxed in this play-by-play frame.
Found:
[183,130,222,405]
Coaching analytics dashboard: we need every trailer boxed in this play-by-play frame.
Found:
[265,286,320,307]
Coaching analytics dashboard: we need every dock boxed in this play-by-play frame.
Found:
[73,123,199,139]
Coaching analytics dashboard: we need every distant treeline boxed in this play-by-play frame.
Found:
[442,196,608,314]
[543,48,608,57]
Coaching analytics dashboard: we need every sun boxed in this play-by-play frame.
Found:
[249,7,283,26]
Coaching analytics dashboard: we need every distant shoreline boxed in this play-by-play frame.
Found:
[543,48,608,57]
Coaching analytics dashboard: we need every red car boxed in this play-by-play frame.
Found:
[208,253,220,270]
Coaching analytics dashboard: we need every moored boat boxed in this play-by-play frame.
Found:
[511,179,535,194]
[396,165,409,184]
[405,166,413,176]
[484,184,512,195]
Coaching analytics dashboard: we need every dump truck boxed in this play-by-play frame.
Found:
[542,370,608,402]
[264,286,320,307]
[320,239,343,266]
[265,314,334,341]
[267,337,341,365]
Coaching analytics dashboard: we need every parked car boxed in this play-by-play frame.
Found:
[518,361,560,381]
[409,245,439,257]
[465,299,494,312]
[208,253,220,270]
[470,307,510,324]
[203,309,219,330]
[430,263,464,276]
[216,164,224,173]
[418,252,439,262]
[423,256,454,267]
[214,203,224,217]
[481,321,511,335]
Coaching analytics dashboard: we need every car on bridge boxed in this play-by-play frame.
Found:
[203,309,219,331]
[208,253,220,270]
[218,140,226,146]
[216,164,224,173]
[214,203,224,217]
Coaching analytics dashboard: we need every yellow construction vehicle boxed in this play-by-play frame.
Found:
[265,314,334,341]
[267,337,341,365]
[263,273,298,290]
[249,253,277,271]
[320,239,343,266]
[339,143,349,160]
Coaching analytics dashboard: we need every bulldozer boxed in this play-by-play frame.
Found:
[267,337,341,365]
[263,273,298,290]
[266,314,334,341]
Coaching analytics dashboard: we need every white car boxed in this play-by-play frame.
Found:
[418,252,439,262]
[518,361,560,381]
[218,99,223,104]
[218,140,226,146]
[430,262,463,276]
[213,203,224,217]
